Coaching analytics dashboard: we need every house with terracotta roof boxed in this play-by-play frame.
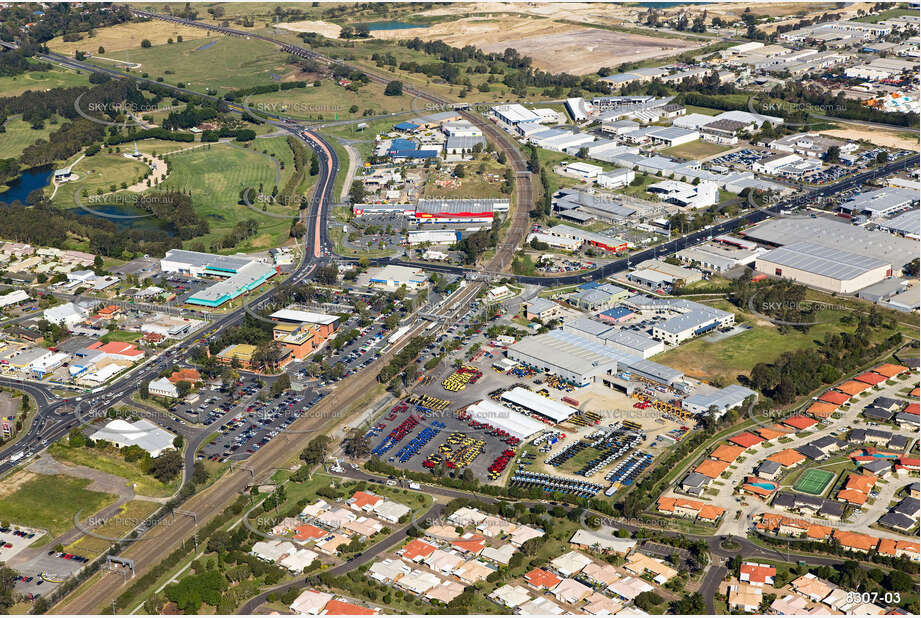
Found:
[525,567,562,590]
[905,403,919,415]
[293,524,326,542]
[833,530,879,554]
[740,562,776,586]
[710,444,746,463]
[819,390,851,405]
[877,538,920,562]
[807,401,839,418]
[767,449,806,467]
[86,340,145,361]
[741,476,775,499]
[783,415,818,431]
[323,599,379,615]
[656,496,725,522]
[728,432,763,448]
[873,363,909,378]
[836,380,870,396]
[169,368,201,384]
[754,426,788,441]
[451,533,486,555]
[694,458,731,478]
[400,538,437,562]
[348,491,383,513]
[856,372,887,386]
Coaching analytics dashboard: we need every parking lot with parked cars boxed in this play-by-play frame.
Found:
[197,386,321,463]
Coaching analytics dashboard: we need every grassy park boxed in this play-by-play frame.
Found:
[155,141,296,251]
[50,151,150,207]
[0,66,89,97]
[0,474,116,537]
[95,36,293,93]
[0,115,63,160]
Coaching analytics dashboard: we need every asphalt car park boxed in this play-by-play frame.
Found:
[0,527,42,564]
[13,550,86,599]
[197,387,319,463]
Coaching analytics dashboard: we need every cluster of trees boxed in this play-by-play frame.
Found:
[398,37,608,97]
[0,3,132,47]
[222,80,309,101]
[214,217,260,251]
[136,191,210,241]
[377,335,432,384]
[453,219,499,264]
[0,47,51,77]
[105,127,195,145]
[161,103,221,130]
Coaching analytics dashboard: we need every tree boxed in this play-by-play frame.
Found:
[825,145,840,163]
[454,164,466,178]
[141,39,152,48]
[97,46,105,54]
[342,427,370,458]
[309,155,319,176]
[348,179,367,204]
[384,80,403,96]
[149,449,182,482]
[300,436,331,466]
[270,373,290,396]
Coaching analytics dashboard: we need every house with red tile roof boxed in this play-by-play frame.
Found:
[694,458,731,478]
[877,538,920,562]
[855,372,887,386]
[400,539,437,562]
[741,477,775,499]
[833,530,879,554]
[807,401,839,418]
[873,364,909,378]
[710,444,746,463]
[904,403,919,416]
[348,491,383,512]
[324,599,380,615]
[767,449,806,467]
[728,432,763,448]
[294,524,326,542]
[819,391,850,405]
[451,534,486,555]
[836,381,869,396]
[524,568,562,590]
[782,415,818,431]
[740,562,776,586]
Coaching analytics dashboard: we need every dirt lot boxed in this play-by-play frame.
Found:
[275,20,342,39]
[820,124,919,151]
[371,15,697,75]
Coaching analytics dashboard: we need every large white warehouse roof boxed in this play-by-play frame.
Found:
[466,399,546,440]
[501,387,576,424]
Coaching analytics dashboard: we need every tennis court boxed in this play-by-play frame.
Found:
[794,468,835,495]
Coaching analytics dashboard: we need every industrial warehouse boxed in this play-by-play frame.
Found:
[160,249,277,307]
[351,198,509,224]
[754,242,893,294]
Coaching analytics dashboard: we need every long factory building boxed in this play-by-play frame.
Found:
[160,249,277,307]
[352,198,509,224]
[506,329,684,388]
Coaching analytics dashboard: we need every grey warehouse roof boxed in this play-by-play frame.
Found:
[758,241,890,281]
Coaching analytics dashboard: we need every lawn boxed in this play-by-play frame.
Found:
[0,66,90,97]
[0,474,116,537]
[617,172,660,200]
[46,21,211,55]
[683,105,722,117]
[97,36,294,93]
[64,500,160,558]
[100,330,142,344]
[652,300,897,384]
[0,114,62,160]
[154,141,296,252]
[852,8,919,22]
[49,441,179,498]
[662,141,734,160]
[245,79,413,121]
[50,152,149,207]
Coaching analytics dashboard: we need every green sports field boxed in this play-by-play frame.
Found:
[794,468,835,495]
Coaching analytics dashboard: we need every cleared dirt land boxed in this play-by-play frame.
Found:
[275,19,342,39]
[820,124,919,151]
[371,15,697,75]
